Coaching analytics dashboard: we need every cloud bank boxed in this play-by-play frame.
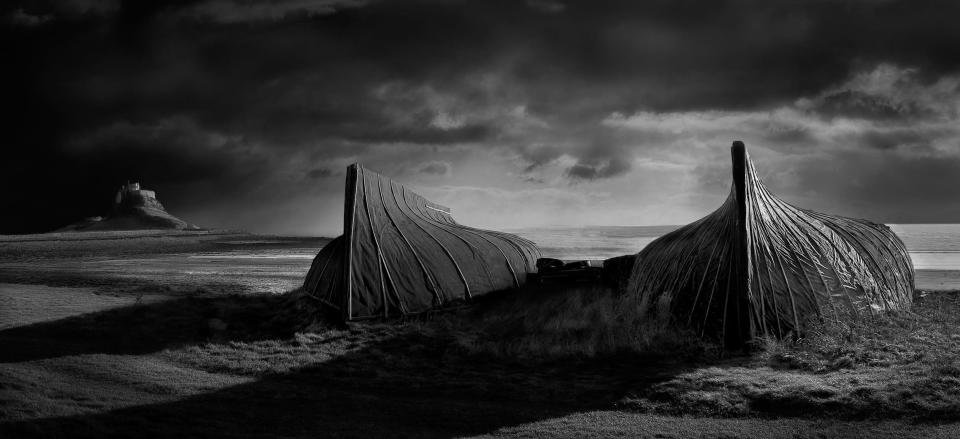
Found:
[4,0,960,234]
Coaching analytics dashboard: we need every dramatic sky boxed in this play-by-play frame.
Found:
[5,0,960,235]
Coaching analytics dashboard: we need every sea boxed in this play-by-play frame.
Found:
[509,224,960,291]
[13,225,951,294]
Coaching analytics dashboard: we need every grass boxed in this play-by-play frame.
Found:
[5,244,960,438]
[471,411,960,438]
[620,290,960,420]
[444,284,713,361]
[9,284,960,426]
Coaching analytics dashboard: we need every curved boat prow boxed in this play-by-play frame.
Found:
[626,141,914,347]
[303,163,542,321]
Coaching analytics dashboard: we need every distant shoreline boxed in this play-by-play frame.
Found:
[0,229,334,243]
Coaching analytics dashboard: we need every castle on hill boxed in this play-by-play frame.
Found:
[55,181,199,232]
[113,181,164,212]
[114,181,155,203]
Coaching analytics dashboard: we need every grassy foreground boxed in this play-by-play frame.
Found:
[624,291,960,420]
[3,278,960,437]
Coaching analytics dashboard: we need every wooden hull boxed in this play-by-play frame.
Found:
[626,142,914,346]
[304,164,541,321]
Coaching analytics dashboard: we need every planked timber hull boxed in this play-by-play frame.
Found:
[626,142,914,346]
[304,164,541,321]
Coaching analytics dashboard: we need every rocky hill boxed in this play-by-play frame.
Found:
[57,182,200,232]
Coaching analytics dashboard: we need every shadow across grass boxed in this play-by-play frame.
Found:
[2,338,591,438]
[0,293,298,363]
[0,284,718,438]
[9,284,960,438]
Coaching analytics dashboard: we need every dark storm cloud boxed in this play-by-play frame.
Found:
[859,129,931,151]
[7,8,53,27]
[4,0,960,233]
[525,0,566,14]
[614,62,960,222]
[417,161,452,176]
[520,144,565,172]
[565,159,628,181]
[564,136,632,181]
[181,0,368,23]
[814,90,933,120]
[306,168,333,179]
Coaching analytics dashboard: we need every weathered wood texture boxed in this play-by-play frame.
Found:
[304,164,541,321]
[626,142,914,346]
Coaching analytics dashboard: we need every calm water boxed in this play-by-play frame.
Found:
[510,224,960,271]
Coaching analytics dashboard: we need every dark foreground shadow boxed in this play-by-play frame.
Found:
[0,347,530,437]
[0,287,713,438]
[1,333,699,438]
[0,294,296,363]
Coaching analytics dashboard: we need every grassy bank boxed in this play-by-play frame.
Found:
[622,290,960,420]
[4,277,960,436]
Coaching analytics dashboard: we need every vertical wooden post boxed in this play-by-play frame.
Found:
[731,141,747,225]
[729,141,752,347]
[343,164,360,321]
